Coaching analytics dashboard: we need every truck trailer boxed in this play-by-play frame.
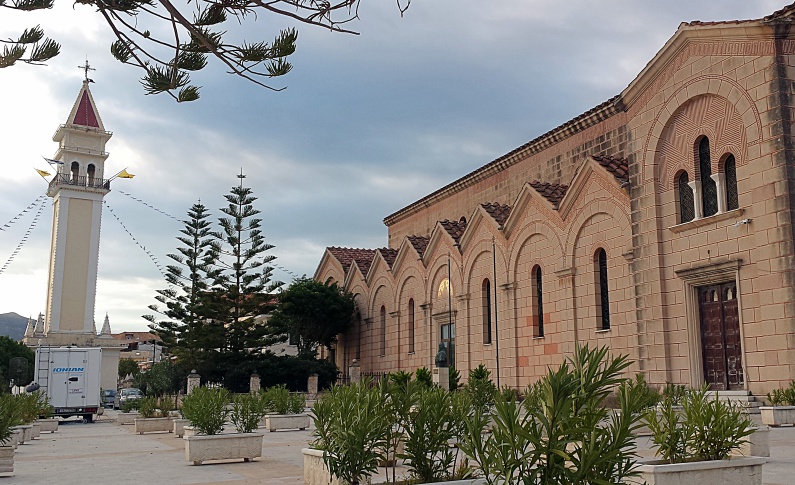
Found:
[34,347,102,422]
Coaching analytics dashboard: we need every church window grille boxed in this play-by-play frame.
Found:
[725,155,739,211]
[677,172,694,223]
[482,279,492,344]
[596,249,610,330]
[699,137,718,217]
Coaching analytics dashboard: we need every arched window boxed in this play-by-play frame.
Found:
[677,171,694,223]
[408,298,415,354]
[70,161,79,182]
[724,154,738,211]
[532,265,544,337]
[596,248,610,330]
[482,279,492,344]
[380,306,386,356]
[87,164,96,186]
[699,137,718,217]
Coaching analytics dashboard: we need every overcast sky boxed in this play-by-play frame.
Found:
[0,1,783,332]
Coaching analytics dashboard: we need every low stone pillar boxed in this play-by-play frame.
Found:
[349,360,361,385]
[187,370,201,394]
[433,366,450,391]
[307,373,319,398]
[250,373,261,394]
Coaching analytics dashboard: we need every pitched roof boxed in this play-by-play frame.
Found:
[481,202,512,226]
[72,90,100,128]
[439,219,467,244]
[327,247,377,274]
[592,155,629,184]
[529,181,568,209]
[378,248,398,269]
[407,236,430,257]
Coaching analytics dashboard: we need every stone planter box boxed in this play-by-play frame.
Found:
[30,423,41,439]
[7,429,20,449]
[264,413,309,432]
[732,426,770,458]
[0,446,13,476]
[117,412,139,425]
[134,417,173,434]
[173,418,189,438]
[637,456,766,485]
[12,426,32,444]
[35,419,59,433]
[760,406,795,427]
[184,432,264,465]
[183,426,200,438]
[302,448,345,485]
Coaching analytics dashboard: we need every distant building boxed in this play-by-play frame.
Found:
[315,5,795,396]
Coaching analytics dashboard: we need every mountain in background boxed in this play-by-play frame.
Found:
[0,313,28,341]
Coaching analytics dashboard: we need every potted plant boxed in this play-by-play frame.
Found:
[117,399,140,425]
[760,381,795,427]
[134,396,173,434]
[263,385,309,431]
[182,387,264,465]
[640,386,763,485]
[11,394,38,443]
[34,393,58,433]
[0,394,21,476]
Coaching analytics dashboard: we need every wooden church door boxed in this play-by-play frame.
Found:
[698,282,743,391]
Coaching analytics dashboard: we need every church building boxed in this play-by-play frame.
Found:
[314,5,795,396]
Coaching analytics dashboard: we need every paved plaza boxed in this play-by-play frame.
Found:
[6,410,795,484]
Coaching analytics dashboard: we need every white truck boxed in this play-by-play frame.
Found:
[34,347,102,422]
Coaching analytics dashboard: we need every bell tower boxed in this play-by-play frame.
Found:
[42,78,112,344]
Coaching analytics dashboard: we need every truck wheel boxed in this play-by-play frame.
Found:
[83,414,94,423]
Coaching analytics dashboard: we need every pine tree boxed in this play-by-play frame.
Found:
[144,201,218,372]
[209,172,284,362]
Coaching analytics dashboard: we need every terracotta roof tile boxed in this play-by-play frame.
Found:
[407,236,429,257]
[378,248,398,269]
[529,181,568,209]
[327,247,377,275]
[439,219,467,244]
[592,155,629,184]
[481,202,512,226]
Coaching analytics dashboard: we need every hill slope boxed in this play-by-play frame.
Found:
[0,312,29,341]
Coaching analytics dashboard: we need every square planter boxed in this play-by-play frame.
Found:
[637,456,766,485]
[302,448,345,485]
[759,406,795,427]
[173,418,189,438]
[35,419,59,433]
[7,430,20,449]
[731,426,770,458]
[184,432,264,465]
[0,446,13,477]
[134,417,173,434]
[12,426,32,444]
[264,413,309,432]
[117,412,139,425]
[183,426,200,438]
[30,423,41,439]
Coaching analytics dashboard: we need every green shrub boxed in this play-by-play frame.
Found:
[287,392,305,415]
[414,367,433,388]
[158,395,177,413]
[13,393,40,424]
[465,364,498,415]
[766,381,795,406]
[647,386,754,463]
[263,384,299,415]
[181,387,230,435]
[662,382,688,406]
[35,392,53,418]
[121,399,140,413]
[448,366,461,391]
[230,393,265,433]
[312,383,390,485]
[0,394,22,445]
[401,386,458,483]
[136,396,160,418]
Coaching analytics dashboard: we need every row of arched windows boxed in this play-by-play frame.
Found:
[676,137,738,224]
[69,161,98,185]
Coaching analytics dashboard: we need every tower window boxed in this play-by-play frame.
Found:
[482,279,492,344]
[698,137,718,217]
[87,164,96,186]
[532,265,544,337]
[677,171,694,223]
[70,161,80,182]
[596,248,610,330]
[725,154,738,211]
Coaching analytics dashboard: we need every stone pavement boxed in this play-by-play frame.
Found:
[6,410,795,484]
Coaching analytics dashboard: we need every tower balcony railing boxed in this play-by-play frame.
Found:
[49,173,111,191]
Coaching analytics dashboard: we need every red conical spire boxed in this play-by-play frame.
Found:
[72,89,100,128]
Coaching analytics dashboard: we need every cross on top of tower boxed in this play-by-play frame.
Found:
[237,168,246,187]
[78,59,95,82]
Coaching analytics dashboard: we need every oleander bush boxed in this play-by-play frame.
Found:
[181,387,230,435]
[0,394,22,445]
[230,393,265,433]
[766,381,795,406]
[136,396,161,418]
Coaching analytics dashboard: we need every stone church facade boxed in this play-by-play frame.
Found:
[314,5,795,396]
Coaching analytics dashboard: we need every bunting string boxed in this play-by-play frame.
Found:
[116,190,179,221]
[0,194,48,232]
[103,200,169,281]
[0,197,46,275]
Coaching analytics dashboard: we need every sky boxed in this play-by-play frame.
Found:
[0,0,784,332]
